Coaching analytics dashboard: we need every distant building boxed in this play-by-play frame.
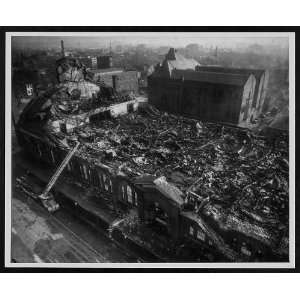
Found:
[85,54,139,94]
[88,68,139,94]
[91,56,98,69]
[148,48,262,126]
[153,48,200,77]
[96,55,113,69]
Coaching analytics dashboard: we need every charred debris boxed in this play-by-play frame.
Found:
[15,45,289,262]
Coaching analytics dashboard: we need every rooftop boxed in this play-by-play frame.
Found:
[165,48,199,72]
[20,94,289,251]
[88,68,124,74]
[195,65,266,81]
[151,48,200,78]
[171,69,252,86]
[43,105,288,232]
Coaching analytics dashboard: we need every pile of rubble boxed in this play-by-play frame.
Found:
[49,105,288,227]
[49,104,285,256]
[20,92,289,257]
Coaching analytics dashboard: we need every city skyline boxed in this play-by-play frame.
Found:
[12,33,289,50]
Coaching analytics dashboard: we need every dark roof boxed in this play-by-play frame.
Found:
[134,175,157,186]
[195,66,266,81]
[88,68,123,74]
[171,69,251,86]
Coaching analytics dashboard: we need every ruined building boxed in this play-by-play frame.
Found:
[16,96,289,262]
[148,48,269,127]
[14,44,288,263]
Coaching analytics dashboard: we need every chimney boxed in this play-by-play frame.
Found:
[61,40,65,58]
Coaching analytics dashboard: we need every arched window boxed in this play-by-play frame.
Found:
[121,185,126,201]
[189,226,194,236]
[103,173,112,192]
[132,190,138,206]
[127,185,133,203]
[97,171,103,190]
[82,164,88,181]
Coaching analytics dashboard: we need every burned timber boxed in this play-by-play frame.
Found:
[13,43,289,263]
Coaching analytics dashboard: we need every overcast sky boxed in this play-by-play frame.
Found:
[11,33,289,50]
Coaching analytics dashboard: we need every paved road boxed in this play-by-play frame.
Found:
[11,156,139,264]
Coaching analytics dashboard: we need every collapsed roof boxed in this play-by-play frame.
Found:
[19,96,288,249]
[17,48,288,256]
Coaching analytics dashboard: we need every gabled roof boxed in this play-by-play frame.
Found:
[171,69,252,86]
[88,67,123,74]
[165,48,199,72]
[150,48,200,78]
[195,65,266,81]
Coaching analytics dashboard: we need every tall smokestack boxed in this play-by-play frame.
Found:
[61,40,65,57]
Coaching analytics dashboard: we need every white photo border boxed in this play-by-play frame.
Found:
[5,31,296,269]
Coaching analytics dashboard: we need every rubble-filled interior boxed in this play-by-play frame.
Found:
[42,102,289,251]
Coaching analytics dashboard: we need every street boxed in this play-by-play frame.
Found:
[11,148,140,263]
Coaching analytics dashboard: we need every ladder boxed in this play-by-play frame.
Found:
[39,141,80,212]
